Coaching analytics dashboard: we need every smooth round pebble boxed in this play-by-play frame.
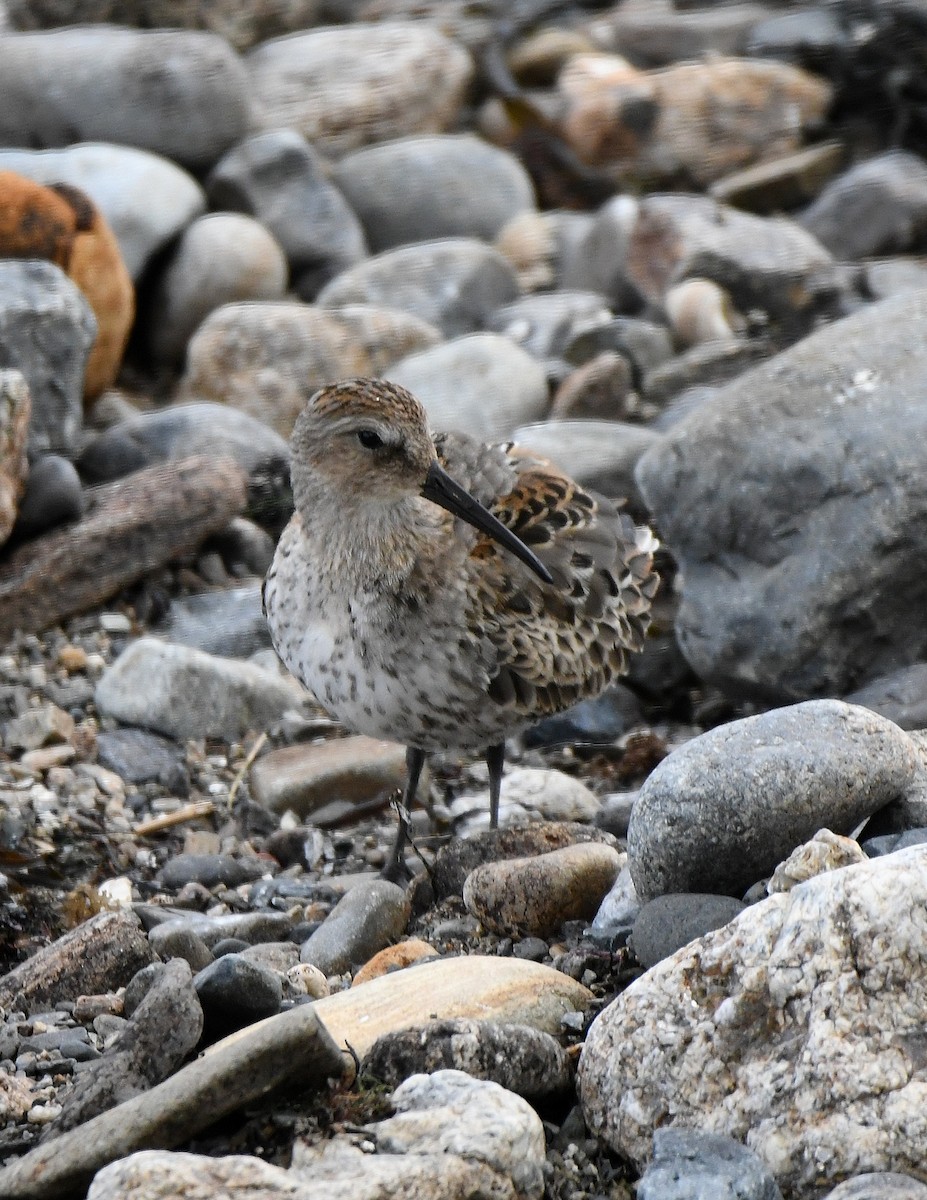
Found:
[628,700,919,901]
[352,938,437,986]
[463,842,624,937]
[13,454,84,540]
[148,213,288,364]
[193,954,283,1037]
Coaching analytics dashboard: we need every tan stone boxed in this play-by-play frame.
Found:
[0,370,30,547]
[313,954,593,1058]
[352,938,437,986]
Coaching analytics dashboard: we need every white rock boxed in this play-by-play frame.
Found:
[579,844,927,1197]
[451,766,601,833]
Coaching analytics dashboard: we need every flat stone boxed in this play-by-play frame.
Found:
[451,766,602,832]
[637,1129,784,1200]
[250,735,408,818]
[319,239,519,340]
[313,954,593,1058]
[631,893,747,969]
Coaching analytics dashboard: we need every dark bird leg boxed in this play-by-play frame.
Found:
[486,741,505,829]
[382,746,426,883]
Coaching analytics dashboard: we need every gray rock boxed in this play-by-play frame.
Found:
[0,27,250,169]
[635,289,927,697]
[524,685,643,750]
[96,727,189,792]
[145,911,294,953]
[299,879,411,976]
[865,257,927,302]
[595,793,640,841]
[604,3,771,67]
[631,893,748,968]
[513,420,659,503]
[589,864,641,942]
[319,238,519,339]
[78,403,290,523]
[141,927,212,974]
[746,6,849,61]
[637,1128,784,1200]
[160,584,270,659]
[147,213,288,365]
[207,129,367,299]
[362,1018,571,1099]
[825,1173,927,1199]
[387,333,547,441]
[846,664,927,731]
[0,259,95,455]
[486,291,612,360]
[94,637,306,742]
[157,854,267,891]
[333,134,535,253]
[193,954,283,1038]
[642,338,767,405]
[559,195,643,309]
[46,959,203,1137]
[245,23,472,157]
[495,209,597,293]
[563,315,674,376]
[628,700,918,900]
[625,193,833,317]
[0,1005,345,1199]
[800,151,927,260]
[4,0,322,53]
[0,143,206,279]
[11,455,84,541]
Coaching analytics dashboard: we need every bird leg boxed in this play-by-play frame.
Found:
[382,746,426,883]
[486,742,505,829]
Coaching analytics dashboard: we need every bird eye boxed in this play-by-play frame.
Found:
[357,429,384,450]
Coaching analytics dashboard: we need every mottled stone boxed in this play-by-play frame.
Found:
[179,301,439,438]
[246,23,473,156]
[637,1129,784,1200]
[451,766,602,831]
[250,735,409,818]
[463,842,623,937]
[0,369,30,546]
[579,845,927,1197]
[628,701,917,900]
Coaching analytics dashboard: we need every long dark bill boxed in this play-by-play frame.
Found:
[421,461,554,585]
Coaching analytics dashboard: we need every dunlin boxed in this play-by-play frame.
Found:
[264,378,658,877]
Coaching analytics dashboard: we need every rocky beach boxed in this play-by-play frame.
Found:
[3,2,927,1198]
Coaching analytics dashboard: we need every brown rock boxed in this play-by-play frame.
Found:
[709,141,845,213]
[0,369,30,546]
[551,351,634,420]
[0,171,134,400]
[462,842,624,937]
[0,910,155,1014]
[250,735,413,818]
[0,454,247,641]
[432,820,619,900]
[352,938,437,987]
[559,54,832,187]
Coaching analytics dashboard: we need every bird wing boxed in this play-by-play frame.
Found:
[433,432,659,717]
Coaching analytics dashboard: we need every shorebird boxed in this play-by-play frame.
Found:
[263,378,658,878]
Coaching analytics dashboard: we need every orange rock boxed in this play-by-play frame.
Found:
[352,938,438,987]
[0,172,135,401]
